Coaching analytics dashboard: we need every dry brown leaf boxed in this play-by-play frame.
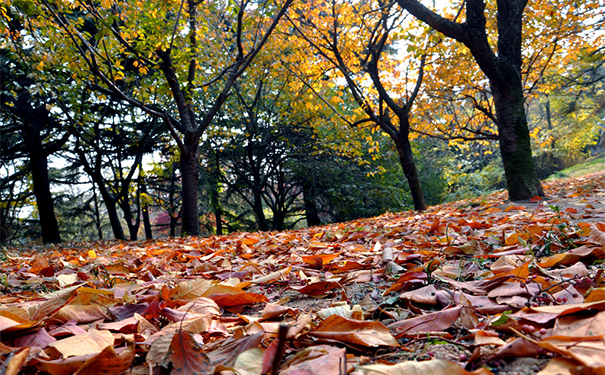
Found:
[73,345,135,375]
[553,311,605,337]
[387,306,462,335]
[280,345,346,375]
[171,278,213,300]
[4,347,30,375]
[48,329,114,358]
[358,358,493,375]
[307,315,398,348]
[55,304,109,323]
[537,335,605,368]
[207,331,264,368]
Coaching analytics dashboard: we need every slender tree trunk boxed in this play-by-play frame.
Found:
[119,198,139,241]
[395,137,426,211]
[180,134,200,236]
[302,180,321,227]
[91,186,103,240]
[29,151,62,244]
[393,114,426,211]
[96,184,125,240]
[209,149,223,235]
[140,180,153,240]
[253,187,269,231]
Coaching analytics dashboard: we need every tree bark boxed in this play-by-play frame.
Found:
[396,0,544,201]
[491,76,544,199]
[119,197,139,241]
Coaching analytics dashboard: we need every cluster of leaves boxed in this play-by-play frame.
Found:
[0,171,604,374]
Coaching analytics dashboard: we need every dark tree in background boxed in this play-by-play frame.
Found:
[1,50,68,244]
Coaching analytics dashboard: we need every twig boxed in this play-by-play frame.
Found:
[271,324,289,375]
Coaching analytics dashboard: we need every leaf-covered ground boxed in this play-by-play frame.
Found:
[1,172,604,375]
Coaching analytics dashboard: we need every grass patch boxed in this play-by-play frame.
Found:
[547,153,605,180]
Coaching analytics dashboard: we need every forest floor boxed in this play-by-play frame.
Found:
[1,171,604,375]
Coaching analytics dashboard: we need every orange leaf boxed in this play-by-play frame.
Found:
[483,207,502,214]
[207,292,268,308]
[301,252,341,267]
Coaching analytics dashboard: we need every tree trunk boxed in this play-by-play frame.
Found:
[119,198,139,241]
[180,134,200,236]
[29,151,62,244]
[22,107,62,244]
[96,184,125,240]
[92,186,104,240]
[253,187,269,231]
[140,180,153,240]
[209,149,223,235]
[303,180,321,227]
[395,136,426,211]
[491,78,544,200]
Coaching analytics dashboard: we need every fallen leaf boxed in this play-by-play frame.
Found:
[4,347,30,375]
[388,306,462,335]
[48,329,114,358]
[307,315,398,348]
[280,345,346,375]
[358,358,493,374]
[165,330,214,374]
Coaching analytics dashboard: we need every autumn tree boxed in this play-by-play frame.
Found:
[528,47,605,175]
[14,0,294,236]
[288,0,428,210]
[406,0,603,179]
[395,0,547,200]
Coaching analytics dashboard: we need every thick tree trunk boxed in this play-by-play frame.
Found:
[180,134,200,236]
[491,78,543,200]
